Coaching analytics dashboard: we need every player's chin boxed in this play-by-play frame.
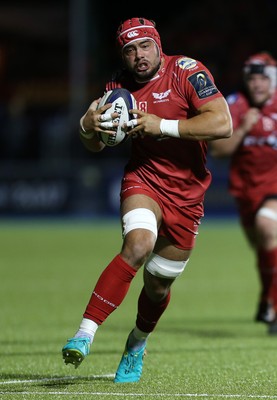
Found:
[251,94,269,106]
[134,69,154,82]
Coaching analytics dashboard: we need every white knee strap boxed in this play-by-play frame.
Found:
[122,208,158,238]
[145,253,189,279]
[256,207,277,222]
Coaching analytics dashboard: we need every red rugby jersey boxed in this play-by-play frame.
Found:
[226,90,277,199]
[105,54,224,207]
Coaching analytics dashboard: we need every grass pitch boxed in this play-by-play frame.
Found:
[1,218,277,399]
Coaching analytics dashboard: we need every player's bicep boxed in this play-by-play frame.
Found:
[196,97,230,116]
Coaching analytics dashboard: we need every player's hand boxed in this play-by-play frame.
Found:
[81,98,119,134]
[241,108,260,133]
[125,109,162,138]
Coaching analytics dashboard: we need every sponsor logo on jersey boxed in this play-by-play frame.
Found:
[177,57,197,70]
[152,89,171,103]
[243,134,277,149]
[188,70,219,99]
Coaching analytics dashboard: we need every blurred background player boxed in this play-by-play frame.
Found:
[210,52,277,334]
[62,17,232,382]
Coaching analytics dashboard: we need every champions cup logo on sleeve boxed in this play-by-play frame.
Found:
[197,73,207,89]
[188,70,219,99]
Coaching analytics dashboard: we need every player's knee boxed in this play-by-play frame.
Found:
[256,207,277,222]
[123,231,154,265]
[121,208,158,266]
[145,253,189,279]
[122,208,158,238]
[255,207,277,247]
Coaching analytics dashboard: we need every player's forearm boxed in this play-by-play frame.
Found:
[177,97,233,141]
[209,126,245,157]
[79,115,106,152]
[178,110,232,141]
[80,133,106,152]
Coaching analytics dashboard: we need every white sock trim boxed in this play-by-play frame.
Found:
[132,326,151,341]
[78,318,99,337]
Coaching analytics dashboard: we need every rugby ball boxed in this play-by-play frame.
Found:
[97,88,136,147]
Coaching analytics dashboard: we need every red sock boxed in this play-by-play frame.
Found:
[136,287,171,333]
[258,248,277,307]
[84,254,136,325]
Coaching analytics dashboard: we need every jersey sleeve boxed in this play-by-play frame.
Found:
[177,57,223,110]
[225,93,248,129]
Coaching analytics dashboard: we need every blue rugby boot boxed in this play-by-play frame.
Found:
[114,342,146,383]
[62,337,90,369]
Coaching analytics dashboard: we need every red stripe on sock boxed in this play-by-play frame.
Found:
[84,254,136,325]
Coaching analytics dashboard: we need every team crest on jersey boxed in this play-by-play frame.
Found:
[152,89,171,103]
[188,70,218,99]
[177,57,197,70]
